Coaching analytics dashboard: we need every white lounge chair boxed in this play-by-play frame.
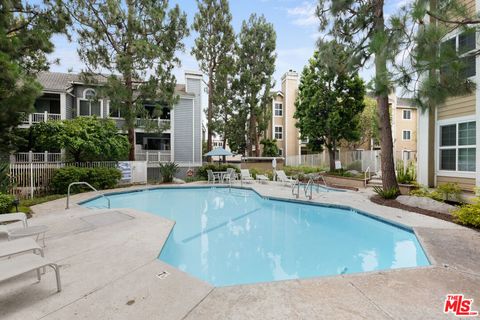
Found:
[240,169,254,184]
[0,212,28,228]
[0,253,61,292]
[256,175,269,184]
[275,170,295,186]
[0,224,49,247]
[0,238,44,259]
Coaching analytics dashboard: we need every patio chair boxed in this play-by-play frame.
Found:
[256,174,269,184]
[223,168,237,184]
[240,169,254,184]
[0,253,61,292]
[0,224,49,247]
[0,212,28,228]
[275,170,295,186]
[0,238,44,259]
[207,170,218,184]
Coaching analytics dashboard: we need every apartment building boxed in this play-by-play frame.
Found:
[390,96,417,163]
[17,70,203,165]
[266,70,306,157]
[417,0,479,191]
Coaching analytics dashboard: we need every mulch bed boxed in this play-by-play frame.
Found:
[370,194,453,223]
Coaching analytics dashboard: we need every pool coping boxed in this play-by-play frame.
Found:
[79,184,436,281]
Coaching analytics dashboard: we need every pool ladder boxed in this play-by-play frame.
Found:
[66,182,111,209]
[294,177,327,200]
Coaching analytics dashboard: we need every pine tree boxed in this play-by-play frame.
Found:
[66,0,188,160]
[294,46,366,172]
[192,0,235,154]
[0,0,69,152]
[234,14,276,157]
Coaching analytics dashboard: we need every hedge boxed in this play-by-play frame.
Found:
[0,193,15,214]
[196,164,239,180]
[51,167,121,194]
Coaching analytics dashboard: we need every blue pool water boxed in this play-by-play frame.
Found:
[82,187,430,286]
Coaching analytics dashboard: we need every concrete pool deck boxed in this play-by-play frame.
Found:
[0,182,479,319]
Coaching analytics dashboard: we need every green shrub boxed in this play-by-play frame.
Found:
[87,167,121,189]
[196,164,239,179]
[373,186,399,199]
[284,165,323,176]
[435,183,463,203]
[452,200,480,227]
[396,160,416,184]
[159,162,179,183]
[0,193,15,214]
[51,166,121,194]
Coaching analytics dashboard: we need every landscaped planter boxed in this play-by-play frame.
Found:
[398,183,417,195]
[321,174,367,189]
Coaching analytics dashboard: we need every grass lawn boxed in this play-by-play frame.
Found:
[10,194,65,214]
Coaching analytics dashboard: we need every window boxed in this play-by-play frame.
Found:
[301,137,309,144]
[402,130,411,141]
[274,103,283,116]
[439,121,476,172]
[278,148,283,156]
[354,149,363,161]
[403,110,411,120]
[403,150,411,161]
[109,102,121,118]
[79,89,101,117]
[440,31,477,79]
[274,126,283,140]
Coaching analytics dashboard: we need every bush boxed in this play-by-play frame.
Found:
[159,162,179,183]
[196,164,239,179]
[51,166,121,194]
[452,200,480,227]
[0,193,15,214]
[373,186,399,199]
[396,160,416,184]
[435,183,463,203]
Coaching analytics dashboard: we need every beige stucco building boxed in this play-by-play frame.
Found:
[417,0,479,191]
[390,96,418,163]
[266,71,306,157]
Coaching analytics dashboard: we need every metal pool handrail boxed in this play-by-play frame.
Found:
[292,179,300,199]
[304,178,314,200]
[66,182,111,209]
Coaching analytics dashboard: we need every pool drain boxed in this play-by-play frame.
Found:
[156,271,170,279]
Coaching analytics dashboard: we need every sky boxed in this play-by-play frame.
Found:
[47,0,405,90]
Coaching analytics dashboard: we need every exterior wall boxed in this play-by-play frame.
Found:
[185,71,203,164]
[65,94,74,119]
[393,107,417,158]
[438,94,476,120]
[437,176,476,191]
[73,85,108,118]
[271,94,285,155]
[173,97,194,163]
[282,72,300,157]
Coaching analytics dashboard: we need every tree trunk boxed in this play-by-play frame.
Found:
[248,112,256,157]
[373,0,398,191]
[328,147,335,172]
[128,127,135,160]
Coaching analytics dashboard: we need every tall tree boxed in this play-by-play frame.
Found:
[0,0,69,153]
[192,0,235,154]
[235,14,276,156]
[294,48,366,171]
[66,0,188,160]
[316,0,478,191]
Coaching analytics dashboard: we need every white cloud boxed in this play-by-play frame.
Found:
[287,1,318,27]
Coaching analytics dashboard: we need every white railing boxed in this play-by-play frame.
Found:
[135,151,171,162]
[21,112,61,125]
[135,118,170,128]
[11,151,62,163]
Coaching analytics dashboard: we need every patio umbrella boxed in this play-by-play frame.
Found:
[204,147,233,163]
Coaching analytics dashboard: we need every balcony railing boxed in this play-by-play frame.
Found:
[22,112,61,125]
[135,118,170,129]
[11,151,62,163]
[135,151,171,162]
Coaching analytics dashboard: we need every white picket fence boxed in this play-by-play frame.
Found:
[285,150,382,173]
[9,161,130,199]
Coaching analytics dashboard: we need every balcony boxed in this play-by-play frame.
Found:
[21,112,61,125]
[135,118,170,129]
[135,150,171,163]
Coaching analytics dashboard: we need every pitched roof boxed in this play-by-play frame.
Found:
[397,97,415,107]
[37,72,192,96]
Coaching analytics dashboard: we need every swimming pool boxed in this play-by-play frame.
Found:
[82,187,430,287]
